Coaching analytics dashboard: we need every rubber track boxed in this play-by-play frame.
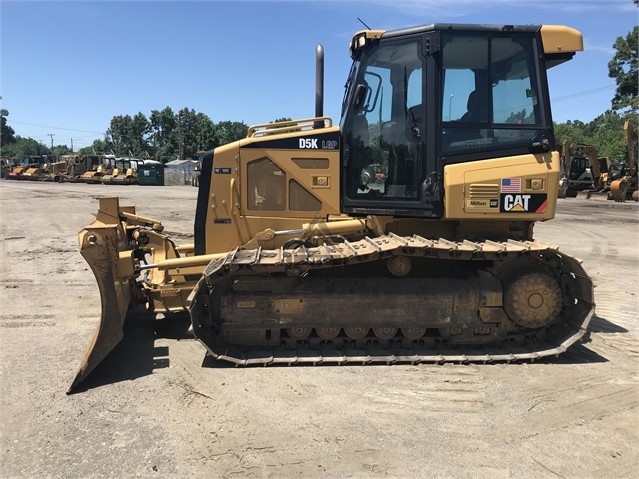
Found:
[190,235,595,365]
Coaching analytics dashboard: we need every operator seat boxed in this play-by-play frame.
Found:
[460,90,488,123]
[351,113,370,145]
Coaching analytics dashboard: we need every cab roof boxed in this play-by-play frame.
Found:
[349,23,583,68]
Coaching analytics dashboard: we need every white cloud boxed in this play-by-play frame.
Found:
[584,41,616,55]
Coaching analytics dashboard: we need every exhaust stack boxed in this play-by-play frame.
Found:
[314,44,324,129]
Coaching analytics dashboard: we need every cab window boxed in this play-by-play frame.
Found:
[441,33,542,155]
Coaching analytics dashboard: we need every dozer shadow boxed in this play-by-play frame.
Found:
[587,314,629,334]
[72,309,614,389]
[543,342,608,365]
[68,307,193,394]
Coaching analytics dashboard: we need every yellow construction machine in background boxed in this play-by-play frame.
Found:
[610,119,638,202]
[558,119,638,201]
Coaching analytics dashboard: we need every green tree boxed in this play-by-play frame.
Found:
[1,109,16,148]
[554,110,628,162]
[130,112,151,156]
[193,113,217,152]
[214,120,248,146]
[40,107,247,163]
[150,107,178,163]
[77,138,110,156]
[589,110,626,159]
[106,113,150,156]
[553,120,590,146]
[1,136,49,159]
[51,145,72,156]
[175,108,196,160]
[608,26,638,113]
[174,108,218,159]
[106,115,130,155]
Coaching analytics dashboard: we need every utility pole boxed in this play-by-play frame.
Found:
[70,138,74,152]
[47,133,54,150]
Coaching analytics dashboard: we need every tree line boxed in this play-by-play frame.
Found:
[0,106,249,163]
[1,25,637,163]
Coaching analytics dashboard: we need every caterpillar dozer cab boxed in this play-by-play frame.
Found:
[70,23,594,392]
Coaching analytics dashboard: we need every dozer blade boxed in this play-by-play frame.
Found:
[68,209,135,393]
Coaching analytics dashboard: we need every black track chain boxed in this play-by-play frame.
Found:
[189,235,595,365]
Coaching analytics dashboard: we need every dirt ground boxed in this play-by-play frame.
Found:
[1,180,637,479]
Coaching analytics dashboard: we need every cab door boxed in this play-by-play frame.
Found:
[341,34,441,218]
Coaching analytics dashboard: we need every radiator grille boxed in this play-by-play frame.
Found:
[468,184,499,197]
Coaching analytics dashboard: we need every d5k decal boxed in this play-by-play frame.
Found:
[500,193,547,213]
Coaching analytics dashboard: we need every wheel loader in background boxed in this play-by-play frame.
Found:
[70,23,594,392]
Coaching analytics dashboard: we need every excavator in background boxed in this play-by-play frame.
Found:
[610,119,638,202]
[70,23,594,392]
[558,120,638,201]
[557,142,609,199]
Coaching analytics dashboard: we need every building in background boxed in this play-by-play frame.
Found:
[164,159,199,186]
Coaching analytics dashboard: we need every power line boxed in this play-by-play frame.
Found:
[551,85,614,103]
[7,120,104,135]
[551,78,637,103]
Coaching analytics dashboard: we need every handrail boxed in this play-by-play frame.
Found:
[247,117,333,138]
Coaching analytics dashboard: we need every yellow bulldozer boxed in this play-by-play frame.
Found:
[76,155,115,183]
[70,23,594,392]
[5,155,46,180]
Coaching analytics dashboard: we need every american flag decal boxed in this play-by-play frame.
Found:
[501,177,521,193]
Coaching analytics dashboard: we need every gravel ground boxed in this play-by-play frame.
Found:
[1,180,637,479]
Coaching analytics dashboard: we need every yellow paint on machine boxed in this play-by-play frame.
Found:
[444,151,560,219]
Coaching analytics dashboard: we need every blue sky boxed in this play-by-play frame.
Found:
[1,0,637,151]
